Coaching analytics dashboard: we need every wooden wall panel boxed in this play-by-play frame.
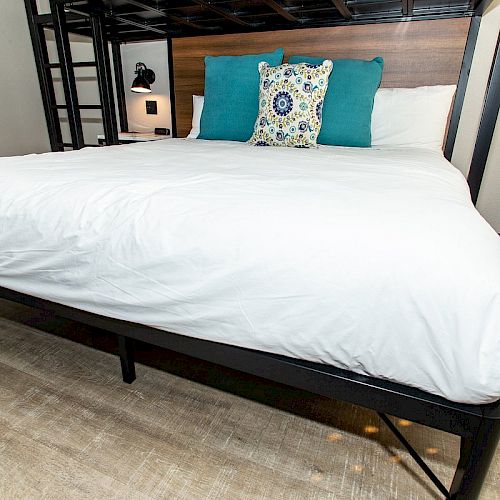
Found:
[172,18,471,138]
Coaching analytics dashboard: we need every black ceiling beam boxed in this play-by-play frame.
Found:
[114,10,471,41]
[110,14,169,35]
[175,5,340,23]
[35,12,88,24]
[81,0,170,34]
[123,0,211,30]
[55,0,473,40]
[347,0,386,7]
[330,0,353,19]
[119,8,340,27]
[63,2,170,37]
[262,0,299,22]
[190,0,256,27]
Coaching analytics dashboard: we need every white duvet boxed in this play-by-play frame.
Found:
[1,139,499,404]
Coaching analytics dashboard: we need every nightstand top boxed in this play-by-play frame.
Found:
[97,132,170,142]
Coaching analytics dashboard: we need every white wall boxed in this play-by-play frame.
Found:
[477,115,500,230]
[121,41,172,134]
[452,0,500,230]
[0,1,50,156]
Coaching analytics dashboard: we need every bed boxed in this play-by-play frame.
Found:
[1,138,500,498]
[7,4,500,497]
[1,138,499,404]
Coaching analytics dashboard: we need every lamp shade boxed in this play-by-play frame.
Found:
[131,63,155,93]
[131,73,151,93]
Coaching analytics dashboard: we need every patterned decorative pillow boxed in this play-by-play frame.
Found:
[248,60,333,148]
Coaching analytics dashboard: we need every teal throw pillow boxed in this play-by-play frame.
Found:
[199,48,285,142]
[288,56,384,147]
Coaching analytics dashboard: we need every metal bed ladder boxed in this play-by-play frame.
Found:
[24,0,120,150]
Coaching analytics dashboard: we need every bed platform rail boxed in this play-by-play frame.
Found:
[1,285,499,499]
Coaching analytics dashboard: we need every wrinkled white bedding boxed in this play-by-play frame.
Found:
[1,139,499,404]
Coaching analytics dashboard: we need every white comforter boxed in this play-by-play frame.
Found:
[1,139,499,404]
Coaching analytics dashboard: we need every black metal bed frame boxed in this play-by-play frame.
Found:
[1,285,499,499]
[13,0,500,498]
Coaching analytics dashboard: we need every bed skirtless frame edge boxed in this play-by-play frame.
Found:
[1,285,499,499]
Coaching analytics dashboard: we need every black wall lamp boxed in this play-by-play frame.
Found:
[131,62,155,93]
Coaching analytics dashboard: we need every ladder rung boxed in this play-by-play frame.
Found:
[34,13,88,25]
[46,61,97,69]
[54,105,102,110]
[63,143,100,148]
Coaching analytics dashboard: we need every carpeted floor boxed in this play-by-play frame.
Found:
[0,299,499,499]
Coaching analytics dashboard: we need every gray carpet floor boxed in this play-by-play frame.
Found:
[0,299,499,499]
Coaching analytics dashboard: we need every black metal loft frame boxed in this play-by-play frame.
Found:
[468,34,500,205]
[90,12,119,145]
[111,41,129,133]
[444,15,481,161]
[1,285,499,499]
[166,36,178,138]
[54,0,481,40]
[27,0,497,197]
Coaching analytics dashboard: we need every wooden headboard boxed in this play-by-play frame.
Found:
[172,17,471,138]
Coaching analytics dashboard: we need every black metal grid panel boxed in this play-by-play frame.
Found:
[43,0,476,41]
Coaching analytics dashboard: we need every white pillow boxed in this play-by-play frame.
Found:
[371,85,456,150]
[189,87,456,149]
[187,95,204,139]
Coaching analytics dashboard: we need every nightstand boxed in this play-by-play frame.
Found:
[97,132,171,145]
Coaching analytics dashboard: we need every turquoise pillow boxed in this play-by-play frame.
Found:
[288,56,384,147]
[199,48,284,142]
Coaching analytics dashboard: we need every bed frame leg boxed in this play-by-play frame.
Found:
[117,334,136,384]
[449,418,500,499]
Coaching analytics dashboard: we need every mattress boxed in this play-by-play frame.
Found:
[0,139,499,404]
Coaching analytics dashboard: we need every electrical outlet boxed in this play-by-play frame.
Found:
[155,128,170,135]
[146,100,157,115]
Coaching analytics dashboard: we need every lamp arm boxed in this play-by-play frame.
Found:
[135,62,147,74]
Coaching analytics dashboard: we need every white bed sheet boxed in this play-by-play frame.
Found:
[1,139,499,404]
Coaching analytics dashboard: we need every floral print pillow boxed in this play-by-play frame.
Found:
[248,60,333,148]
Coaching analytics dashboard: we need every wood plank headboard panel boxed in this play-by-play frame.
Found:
[172,18,471,138]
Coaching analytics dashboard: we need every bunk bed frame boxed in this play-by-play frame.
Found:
[7,1,500,498]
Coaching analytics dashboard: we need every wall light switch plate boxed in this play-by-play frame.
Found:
[146,100,157,115]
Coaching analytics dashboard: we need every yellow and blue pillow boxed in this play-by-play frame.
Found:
[248,60,333,148]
